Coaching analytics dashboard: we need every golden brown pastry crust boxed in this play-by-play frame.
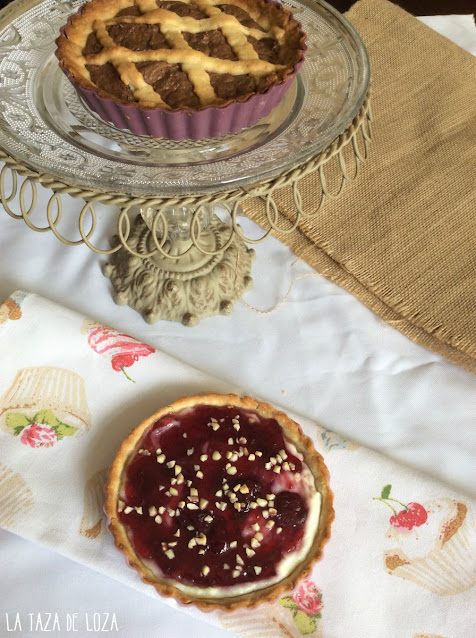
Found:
[105,393,334,611]
[55,0,305,111]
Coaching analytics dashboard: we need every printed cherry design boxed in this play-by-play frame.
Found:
[111,353,140,382]
[374,484,428,531]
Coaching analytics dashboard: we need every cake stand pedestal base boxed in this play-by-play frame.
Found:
[103,215,255,326]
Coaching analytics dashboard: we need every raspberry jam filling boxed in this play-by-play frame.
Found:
[118,404,318,590]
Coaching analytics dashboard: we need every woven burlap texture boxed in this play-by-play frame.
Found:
[242,0,476,374]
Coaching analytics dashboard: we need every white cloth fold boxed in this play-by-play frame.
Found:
[0,290,474,638]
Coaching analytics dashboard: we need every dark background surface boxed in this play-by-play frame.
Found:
[0,0,474,16]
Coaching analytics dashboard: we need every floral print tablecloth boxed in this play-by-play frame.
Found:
[0,291,475,638]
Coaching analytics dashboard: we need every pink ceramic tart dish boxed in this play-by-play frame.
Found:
[55,0,306,140]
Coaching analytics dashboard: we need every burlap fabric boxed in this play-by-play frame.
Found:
[242,0,476,373]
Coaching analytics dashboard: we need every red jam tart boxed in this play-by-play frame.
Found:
[105,394,333,610]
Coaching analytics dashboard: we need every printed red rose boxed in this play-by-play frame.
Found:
[20,423,58,448]
[292,580,323,616]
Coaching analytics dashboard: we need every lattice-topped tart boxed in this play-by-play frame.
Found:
[105,394,333,610]
[55,0,306,139]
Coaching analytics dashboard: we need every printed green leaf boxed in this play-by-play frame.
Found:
[292,610,317,635]
[13,425,25,436]
[381,484,392,500]
[279,595,298,609]
[5,412,31,431]
[33,409,61,428]
[53,422,78,439]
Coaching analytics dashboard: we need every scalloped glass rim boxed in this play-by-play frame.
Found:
[0,0,369,197]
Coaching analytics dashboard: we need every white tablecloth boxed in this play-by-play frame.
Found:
[0,14,475,638]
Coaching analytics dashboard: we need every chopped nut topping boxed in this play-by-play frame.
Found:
[166,460,176,469]
[233,424,240,431]
[282,462,291,471]
[256,498,268,507]
[174,465,182,476]
[154,514,162,524]
[215,489,223,497]
[199,498,209,509]
[187,448,194,456]
[246,548,256,557]
[236,555,244,565]
[266,494,275,501]
[254,566,262,575]
[200,454,208,462]
[194,465,200,471]
[232,569,241,578]
[212,451,221,460]
[239,484,249,494]
[196,533,207,546]
[251,538,260,549]
[165,549,175,559]
[124,506,133,514]
[198,549,205,554]
[273,466,281,474]
[276,527,283,534]
[196,471,204,479]
[256,451,263,457]
[211,423,220,431]
[190,487,198,497]
[228,438,234,445]
[255,532,264,542]
[202,565,210,576]
[157,454,166,464]
[248,453,256,461]
[148,506,157,517]
[266,520,275,529]
[230,540,237,548]
[226,466,237,475]
[204,515,213,523]
[158,506,165,514]
[174,529,181,537]
[169,487,178,496]
[187,503,199,510]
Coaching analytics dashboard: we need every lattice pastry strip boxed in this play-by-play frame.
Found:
[84,0,289,108]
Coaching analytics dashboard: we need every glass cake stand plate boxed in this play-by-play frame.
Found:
[0,0,369,198]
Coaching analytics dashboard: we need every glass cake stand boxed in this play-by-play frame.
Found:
[0,0,370,324]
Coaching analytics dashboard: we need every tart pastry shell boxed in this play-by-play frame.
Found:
[105,393,334,611]
[55,0,306,140]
